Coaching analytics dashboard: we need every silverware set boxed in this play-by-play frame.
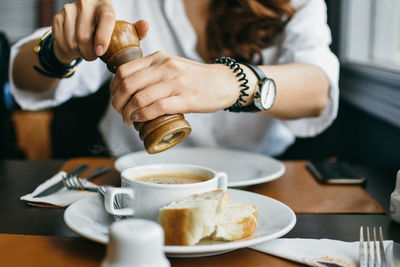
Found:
[359,226,388,267]
[61,166,111,192]
[33,164,90,198]
[33,165,111,198]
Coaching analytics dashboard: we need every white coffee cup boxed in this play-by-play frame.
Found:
[104,163,227,221]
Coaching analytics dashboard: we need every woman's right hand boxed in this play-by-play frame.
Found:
[51,0,116,64]
[52,0,149,64]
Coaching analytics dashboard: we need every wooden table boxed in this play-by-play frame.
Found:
[0,159,399,266]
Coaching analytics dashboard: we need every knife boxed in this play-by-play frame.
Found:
[80,166,111,182]
[33,164,90,198]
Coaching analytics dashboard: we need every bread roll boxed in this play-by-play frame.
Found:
[158,190,229,246]
[158,190,257,246]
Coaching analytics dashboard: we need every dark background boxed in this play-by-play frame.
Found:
[0,0,399,168]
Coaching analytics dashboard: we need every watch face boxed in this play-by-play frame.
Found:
[257,78,276,110]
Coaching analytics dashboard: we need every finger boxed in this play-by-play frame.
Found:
[134,20,149,40]
[109,57,151,95]
[76,2,97,61]
[63,3,79,56]
[110,51,167,95]
[132,96,188,122]
[93,4,115,56]
[121,81,173,124]
[111,65,165,113]
[109,76,120,96]
[115,50,166,78]
[52,12,70,61]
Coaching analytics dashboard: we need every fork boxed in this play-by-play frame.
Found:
[62,173,98,192]
[61,165,111,192]
[62,175,126,221]
[98,185,126,221]
[359,226,388,267]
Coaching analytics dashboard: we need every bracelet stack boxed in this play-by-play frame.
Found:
[213,57,258,112]
[33,30,81,79]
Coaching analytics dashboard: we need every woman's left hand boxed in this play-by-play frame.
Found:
[109,51,244,124]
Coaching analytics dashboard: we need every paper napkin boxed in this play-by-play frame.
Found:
[251,238,393,267]
[20,171,98,207]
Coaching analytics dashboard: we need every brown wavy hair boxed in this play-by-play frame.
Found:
[206,0,295,64]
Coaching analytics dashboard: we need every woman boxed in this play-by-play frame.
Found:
[9,0,339,156]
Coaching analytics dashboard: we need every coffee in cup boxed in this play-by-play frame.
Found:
[133,172,211,185]
[104,163,227,221]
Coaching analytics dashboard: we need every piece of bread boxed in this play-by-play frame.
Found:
[212,203,258,241]
[158,190,230,246]
[158,190,257,246]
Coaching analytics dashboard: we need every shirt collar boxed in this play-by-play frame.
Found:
[163,0,202,62]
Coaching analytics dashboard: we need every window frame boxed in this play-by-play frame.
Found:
[327,0,400,128]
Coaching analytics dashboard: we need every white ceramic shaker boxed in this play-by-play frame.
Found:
[102,219,170,267]
[390,170,400,223]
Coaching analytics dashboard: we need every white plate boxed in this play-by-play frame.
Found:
[114,148,285,187]
[64,189,296,257]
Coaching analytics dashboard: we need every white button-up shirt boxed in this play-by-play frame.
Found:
[8,0,339,157]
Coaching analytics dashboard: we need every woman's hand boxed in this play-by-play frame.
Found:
[109,51,248,124]
[51,0,148,64]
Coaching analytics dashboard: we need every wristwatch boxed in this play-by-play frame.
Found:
[33,30,81,79]
[241,62,276,111]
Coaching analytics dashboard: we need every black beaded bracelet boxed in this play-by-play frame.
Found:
[33,30,82,79]
[213,57,258,112]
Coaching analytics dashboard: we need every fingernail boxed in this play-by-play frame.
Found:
[95,45,104,56]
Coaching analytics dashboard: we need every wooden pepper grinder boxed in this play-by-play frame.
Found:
[101,20,191,154]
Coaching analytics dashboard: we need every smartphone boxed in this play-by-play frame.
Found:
[306,160,366,185]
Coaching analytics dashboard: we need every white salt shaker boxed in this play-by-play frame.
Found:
[390,170,400,223]
[102,219,170,267]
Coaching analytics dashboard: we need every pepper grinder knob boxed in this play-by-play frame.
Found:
[101,20,191,154]
[100,20,143,73]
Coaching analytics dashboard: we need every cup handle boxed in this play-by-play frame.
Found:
[104,187,134,216]
[216,172,228,190]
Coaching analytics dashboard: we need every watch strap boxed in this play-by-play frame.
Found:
[240,62,267,80]
[33,30,82,79]
[241,61,276,111]
[240,62,266,112]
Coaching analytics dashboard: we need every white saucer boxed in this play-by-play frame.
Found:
[64,189,296,257]
[114,148,286,187]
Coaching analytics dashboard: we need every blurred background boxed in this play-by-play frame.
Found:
[0,0,399,167]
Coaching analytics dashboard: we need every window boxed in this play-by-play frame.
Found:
[338,0,400,128]
[0,0,73,44]
[340,0,400,72]
[0,0,39,43]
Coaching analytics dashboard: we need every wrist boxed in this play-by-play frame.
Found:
[239,64,258,107]
[240,62,277,112]
[33,30,82,79]
[213,57,259,112]
[52,40,77,65]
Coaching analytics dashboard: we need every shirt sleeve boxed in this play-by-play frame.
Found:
[8,27,111,111]
[275,0,340,137]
